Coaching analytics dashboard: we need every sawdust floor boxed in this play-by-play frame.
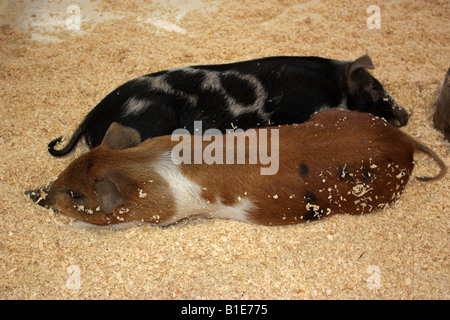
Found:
[0,0,449,299]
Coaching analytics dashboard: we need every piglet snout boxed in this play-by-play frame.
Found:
[390,103,410,127]
[25,188,48,205]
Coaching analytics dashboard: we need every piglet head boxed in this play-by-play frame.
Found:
[26,123,144,226]
[346,55,410,127]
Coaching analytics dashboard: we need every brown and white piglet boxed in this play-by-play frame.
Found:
[433,67,450,141]
[26,110,446,228]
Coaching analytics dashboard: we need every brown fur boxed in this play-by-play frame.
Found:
[26,110,446,227]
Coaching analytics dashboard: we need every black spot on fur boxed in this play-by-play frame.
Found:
[165,70,204,95]
[299,163,309,177]
[302,192,317,204]
[302,194,323,220]
[303,208,322,221]
[362,167,374,183]
[302,192,322,220]
[220,73,257,106]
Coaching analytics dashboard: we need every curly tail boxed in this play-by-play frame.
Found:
[413,139,447,182]
[48,124,86,157]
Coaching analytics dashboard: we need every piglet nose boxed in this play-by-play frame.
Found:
[25,189,48,205]
[391,104,410,127]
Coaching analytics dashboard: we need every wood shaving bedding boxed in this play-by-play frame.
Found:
[0,0,448,299]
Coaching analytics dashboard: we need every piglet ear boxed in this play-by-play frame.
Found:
[101,122,142,150]
[349,55,375,73]
[94,178,126,214]
[347,55,375,90]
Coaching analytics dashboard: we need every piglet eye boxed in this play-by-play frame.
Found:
[68,190,84,200]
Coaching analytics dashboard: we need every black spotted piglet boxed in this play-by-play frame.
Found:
[48,55,409,156]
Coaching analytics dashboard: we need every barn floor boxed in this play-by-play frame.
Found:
[0,0,449,299]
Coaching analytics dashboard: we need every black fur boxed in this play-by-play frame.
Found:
[299,163,310,177]
[48,55,409,156]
